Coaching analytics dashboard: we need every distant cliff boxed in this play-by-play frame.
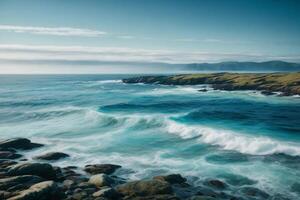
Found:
[123,72,300,96]
[184,61,300,71]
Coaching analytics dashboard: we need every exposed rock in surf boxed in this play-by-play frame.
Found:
[125,194,180,200]
[34,152,70,161]
[203,179,227,190]
[92,187,121,199]
[153,174,187,185]
[0,175,44,191]
[198,89,208,92]
[239,186,270,199]
[7,163,57,180]
[261,90,276,95]
[0,138,43,150]
[116,179,173,197]
[84,164,121,175]
[0,160,17,170]
[0,151,22,160]
[88,173,115,187]
[7,181,64,200]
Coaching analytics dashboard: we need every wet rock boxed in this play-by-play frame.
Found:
[0,175,44,191]
[0,190,11,199]
[117,179,173,197]
[93,187,121,199]
[71,190,88,200]
[77,182,97,189]
[89,173,114,187]
[195,187,218,198]
[203,179,227,190]
[7,181,64,200]
[153,174,187,185]
[8,163,57,180]
[0,138,43,150]
[84,164,121,175]
[63,179,75,190]
[0,151,22,160]
[0,160,17,169]
[239,186,270,199]
[34,152,70,161]
[124,194,179,200]
[198,89,208,92]
[63,166,77,170]
[261,90,276,95]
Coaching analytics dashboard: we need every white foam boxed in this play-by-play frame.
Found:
[139,85,212,96]
[165,120,300,156]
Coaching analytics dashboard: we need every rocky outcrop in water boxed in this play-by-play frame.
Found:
[0,137,282,200]
[34,152,70,161]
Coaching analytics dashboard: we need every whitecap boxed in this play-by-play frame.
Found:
[164,120,300,156]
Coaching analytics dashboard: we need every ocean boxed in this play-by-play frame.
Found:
[0,74,299,199]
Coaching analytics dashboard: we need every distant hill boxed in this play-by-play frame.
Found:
[184,61,300,72]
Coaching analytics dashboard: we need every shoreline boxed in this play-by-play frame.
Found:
[122,72,300,96]
[0,138,278,200]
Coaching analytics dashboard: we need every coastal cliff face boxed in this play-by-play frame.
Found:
[122,72,300,96]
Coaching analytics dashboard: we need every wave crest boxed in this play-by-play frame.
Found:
[164,120,300,156]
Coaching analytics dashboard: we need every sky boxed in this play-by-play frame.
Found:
[0,0,300,73]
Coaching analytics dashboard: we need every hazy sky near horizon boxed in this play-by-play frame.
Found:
[0,0,300,73]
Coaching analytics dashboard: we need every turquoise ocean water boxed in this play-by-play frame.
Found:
[0,74,299,199]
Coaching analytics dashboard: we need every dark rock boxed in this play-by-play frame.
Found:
[124,195,179,200]
[62,179,75,190]
[153,174,187,184]
[82,187,97,195]
[0,160,17,169]
[63,166,77,170]
[0,151,22,160]
[8,163,57,180]
[117,179,173,197]
[0,138,43,150]
[0,190,11,199]
[7,180,64,200]
[239,187,270,198]
[88,173,114,187]
[195,187,218,198]
[34,152,70,161]
[77,182,97,189]
[0,175,44,191]
[93,187,121,199]
[84,164,121,175]
[203,179,226,190]
[261,90,276,95]
[72,191,88,200]
[198,89,208,92]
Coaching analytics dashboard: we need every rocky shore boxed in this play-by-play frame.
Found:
[122,72,300,96]
[0,138,282,200]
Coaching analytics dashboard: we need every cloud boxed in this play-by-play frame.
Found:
[117,35,135,39]
[0,25,107,37]
[0,44,299,65]
[174,38,222,43]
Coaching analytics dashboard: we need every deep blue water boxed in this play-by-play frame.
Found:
[0,74,300,199]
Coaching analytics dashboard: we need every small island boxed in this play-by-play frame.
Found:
[123,72,300,96]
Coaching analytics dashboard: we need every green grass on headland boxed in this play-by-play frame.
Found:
[123,72,300,96]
